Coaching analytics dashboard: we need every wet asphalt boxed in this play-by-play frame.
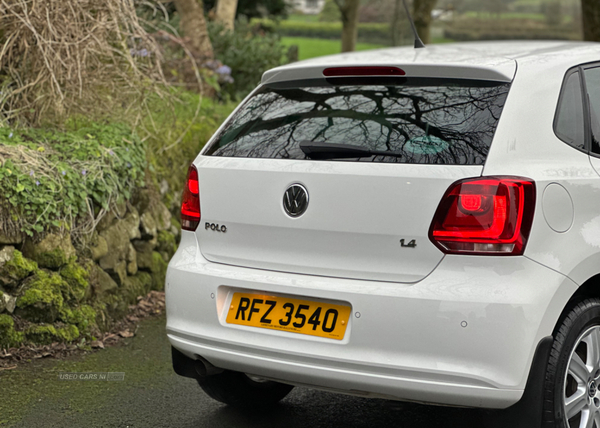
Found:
[1,316,496,428]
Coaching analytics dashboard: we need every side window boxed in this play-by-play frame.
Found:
[555,71,585,151]
[584,67,600,154]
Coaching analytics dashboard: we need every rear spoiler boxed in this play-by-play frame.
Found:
[262,62,515,85]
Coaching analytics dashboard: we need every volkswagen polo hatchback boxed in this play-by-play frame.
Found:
[166,41,600,428]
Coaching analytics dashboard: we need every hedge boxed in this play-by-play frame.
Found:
[442,18,581,41]
[252,19,392,45]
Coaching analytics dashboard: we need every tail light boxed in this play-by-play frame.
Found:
[429,177,535,255]
[181,165,200,231]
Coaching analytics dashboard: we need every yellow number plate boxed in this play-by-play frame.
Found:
[226,292,351,340]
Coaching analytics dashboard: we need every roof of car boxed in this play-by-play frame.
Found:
[261,41,600,84]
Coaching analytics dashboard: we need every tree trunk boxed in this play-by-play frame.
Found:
[413,0,437,45]
[215,0,238,31]
[582,0,600,41]
[174,0,214,60]
[391,0,402,46]
[336,0,360,52]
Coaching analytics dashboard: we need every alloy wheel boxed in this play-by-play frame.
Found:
[564,326,600,427]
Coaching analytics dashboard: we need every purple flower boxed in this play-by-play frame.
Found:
[29,170,34,176]
[35,180,40,186]
[204,60,219,70]
[82,169,87,176]
[61,171,66,176]
[216,65,232,75]
[126,162,131,168]
[8,132,13,138]
[109,149,115,156]
[130,48,150,57]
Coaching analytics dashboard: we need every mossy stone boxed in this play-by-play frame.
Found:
[0,248,38,289]
[0,228,25,245]
[132,238,157,254]
[126,243,137,276]
[89,264,118,297]
[139,212,157,240]
[60,304,97,336]
[137,250,167,290]
[157,230,177,257]
[1,291,17,314]
[97,293,129,321]
[0,314,24,349]
[149,201,172,231]
[59,262,90,302]
[132,188,152,215]
[22,234,76,269]
[25,324,80,345]
[15,271,66,323]
[109,261,127,286]
[170,217,181,243]
[98,219,133,273]
[136,248,153,271]
[89,232,108,261]
[150,252,168,291]
[121,272,153,304]
[122,207,141,240]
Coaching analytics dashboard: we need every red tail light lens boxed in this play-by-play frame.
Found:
[429,177,535,255]
[181,165,200,231]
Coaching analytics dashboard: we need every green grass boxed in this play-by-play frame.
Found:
[281,37,385,60]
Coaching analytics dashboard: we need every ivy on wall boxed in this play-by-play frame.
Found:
[0,121,146,237]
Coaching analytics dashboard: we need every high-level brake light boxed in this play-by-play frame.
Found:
[429,177,536,255]
[323,67,406,77]
[181,165,200,231]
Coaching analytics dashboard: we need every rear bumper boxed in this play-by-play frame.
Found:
[166,231,577,409]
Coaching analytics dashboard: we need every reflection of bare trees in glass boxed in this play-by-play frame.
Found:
[208,82,510,165]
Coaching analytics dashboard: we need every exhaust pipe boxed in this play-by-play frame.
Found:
[194,355,224,377]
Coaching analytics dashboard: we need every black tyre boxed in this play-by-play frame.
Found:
[544,298,600,427]
[197,370,294,408]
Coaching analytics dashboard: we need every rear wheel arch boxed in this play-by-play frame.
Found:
[553,274,600,336]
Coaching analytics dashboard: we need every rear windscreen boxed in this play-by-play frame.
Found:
[205,78,510,164]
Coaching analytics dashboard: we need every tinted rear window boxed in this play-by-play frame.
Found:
[205,78,510,164]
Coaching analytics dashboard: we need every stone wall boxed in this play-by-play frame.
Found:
[0,188,179,349]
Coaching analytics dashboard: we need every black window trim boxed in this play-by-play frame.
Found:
[582,63,600,159]
[553,67,587,155]
[553,61,600,158]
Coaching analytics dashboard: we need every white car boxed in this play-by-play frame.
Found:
[166,41,600,427]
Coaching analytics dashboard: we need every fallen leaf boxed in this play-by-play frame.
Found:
[118,331,134,338]
[90,341,105,349]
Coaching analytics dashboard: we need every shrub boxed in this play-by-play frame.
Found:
[442,17,581,41]
[141,89,236,209]
[209,19,287,99]
[0,0,165,127]
[319,0,340,22]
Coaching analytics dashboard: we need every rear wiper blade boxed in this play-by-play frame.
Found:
[299,141,404,160]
